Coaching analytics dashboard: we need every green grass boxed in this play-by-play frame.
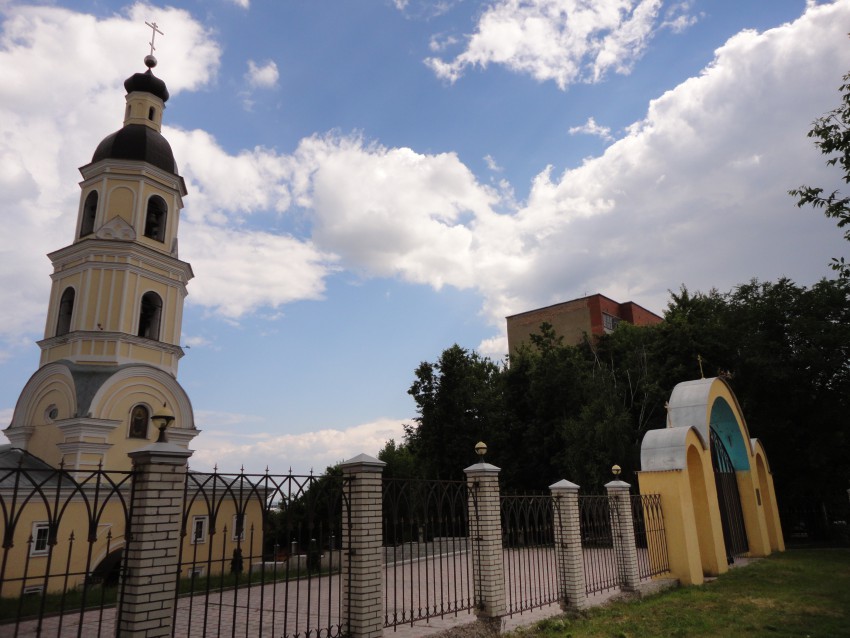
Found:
[516,549,850,638]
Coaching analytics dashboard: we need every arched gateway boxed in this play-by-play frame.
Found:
[638,377,784,585]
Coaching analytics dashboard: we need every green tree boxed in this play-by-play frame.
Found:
[405,345,504,479]
[790,70,850,278]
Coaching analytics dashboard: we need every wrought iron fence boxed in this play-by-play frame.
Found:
[578,495,619,595]
[0,457,134,637]
[780,499,850,547]
[631,494,669,580]
[500,494,558,616]
[382,478,472,630]
[174,470,349,638]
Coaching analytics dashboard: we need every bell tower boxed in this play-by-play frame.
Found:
[5,44,199,471]
[39,53,191,376]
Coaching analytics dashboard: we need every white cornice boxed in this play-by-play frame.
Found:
[48,240,194,283]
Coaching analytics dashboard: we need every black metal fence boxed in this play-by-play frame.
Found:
[174,470,349,638]
[780,499,850,547]
[500,494,558,616]
[382,478,473,630]
[631,494,670,580]
[578,495,620,595]
[0,460,134,637]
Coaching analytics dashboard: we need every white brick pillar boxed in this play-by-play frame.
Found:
[341,453,386,638]
[117,442,192,637]
[465,461,506,627]
[605,479,640,592]
[549,479,587,610]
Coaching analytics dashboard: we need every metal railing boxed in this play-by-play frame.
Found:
[382,478,473,629]
[631,494,669,580]
[500,494,558,616]
[0,461,134,637]
[174,470,349,638]
[578,495,620,595]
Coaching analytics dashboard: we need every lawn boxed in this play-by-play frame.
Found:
[516,549,850,638]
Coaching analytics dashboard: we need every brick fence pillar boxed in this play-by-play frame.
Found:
[605,479,640,593]
[464,460,506,628]
[549,479,587,610]
[341,453,386,638]
[117,442,192,637]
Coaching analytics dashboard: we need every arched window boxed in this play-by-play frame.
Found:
[129,405,149,439]
[144,196,167,242]
[56,287,75,336]
[138,292,163,340]
[148,106,156,121]
[80,191,98,237]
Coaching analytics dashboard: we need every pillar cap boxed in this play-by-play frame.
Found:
[464,461,500,474]
[549,479,580,491]
[341,453,385,472]
[604,479,631,490]
[128,441,193,463]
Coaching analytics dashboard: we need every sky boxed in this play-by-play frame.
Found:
[0,0,848,474]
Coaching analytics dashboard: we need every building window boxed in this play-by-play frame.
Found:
[232,514,245,542]
[137,292,162,340]
[191,516,209,544]
[602,312,621,333]
[148,106,156,121]
[80,191,98,237]
[129,405,150,439]
[144,196,167,242]
[56,287,75,336]
[31,522,51,556]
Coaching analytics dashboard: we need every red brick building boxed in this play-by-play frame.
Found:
[506,294,663,355]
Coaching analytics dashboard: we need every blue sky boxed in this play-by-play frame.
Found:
[0,0,848,473]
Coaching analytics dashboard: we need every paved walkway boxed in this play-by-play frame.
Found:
[8,549,678,637]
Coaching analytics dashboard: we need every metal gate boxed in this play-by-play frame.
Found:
[710,428,748,563]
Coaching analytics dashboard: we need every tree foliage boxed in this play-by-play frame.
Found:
[790,70,850,277]
[398,278,850,500]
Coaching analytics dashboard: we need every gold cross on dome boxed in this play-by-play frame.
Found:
[145,21,164,56]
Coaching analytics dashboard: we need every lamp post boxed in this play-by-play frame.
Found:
[152,403,175,443]
[611,464,622,479]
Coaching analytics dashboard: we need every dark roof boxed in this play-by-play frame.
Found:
[124,69,169,102]
[91,124,178,174]
[0,446,58,488]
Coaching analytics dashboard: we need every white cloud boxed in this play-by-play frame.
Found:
[229,0,250,8]
[425,0,665,89]
[569,116,614,141]
[1,0,848,392]
[245,59,279,89]
[189,418,407,473]
[0,2,220,345]
[484,154,503,172]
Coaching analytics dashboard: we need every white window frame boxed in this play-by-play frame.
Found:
[190,515,208,544]
[31,522,50,556]
[232,514,245,542]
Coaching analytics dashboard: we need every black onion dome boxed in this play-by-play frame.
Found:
[124,69,169,102]
[91,125,178,174]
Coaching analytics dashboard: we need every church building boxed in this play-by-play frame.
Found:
[4,53,199,471]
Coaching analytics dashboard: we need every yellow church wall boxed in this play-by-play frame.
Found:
[105,185,135,225]
[0,495,129,598]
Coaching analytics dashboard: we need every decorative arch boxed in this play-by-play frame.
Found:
[639,377,784,585]
[88,364,196,434]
